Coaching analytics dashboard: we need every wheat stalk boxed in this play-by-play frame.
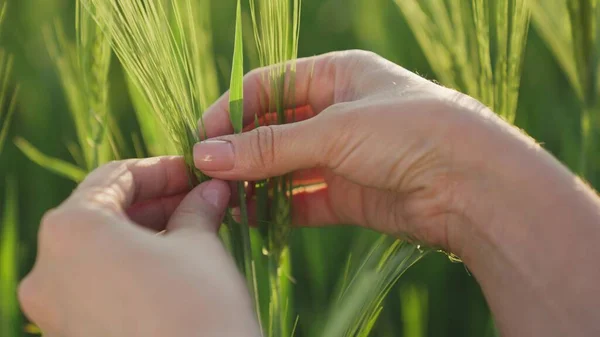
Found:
[248,1,302,336]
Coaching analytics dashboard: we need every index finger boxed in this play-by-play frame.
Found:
[62,156,192,216]
[200,52,344,139]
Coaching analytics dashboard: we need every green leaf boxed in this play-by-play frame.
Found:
[227,0,258,326]
[530,0,580,97]
[321,238,428,337]
[15,137,87,182]
[229,0,244,134]
[400,285,428,337]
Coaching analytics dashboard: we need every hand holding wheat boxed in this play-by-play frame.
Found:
[195,50,600,336]
[18,157,261,337]
[196,50,496,249]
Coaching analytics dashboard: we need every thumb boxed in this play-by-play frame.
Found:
[166,180,231,233]
[193,117,332,181]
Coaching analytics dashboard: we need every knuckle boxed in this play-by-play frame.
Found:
[18,275,38,316]
[38,208,90,254]
[77,160,127,189]
[246,66,264,79]
[99,160,132,178]
[349,49,379,60]
[18,274,62,334]
[39,208,67,243]
[249,126,277,170]
[96,160,124,175]
[337,50,380,68]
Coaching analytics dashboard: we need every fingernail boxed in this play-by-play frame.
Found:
[193,140,235,171]
[201,180,228,210]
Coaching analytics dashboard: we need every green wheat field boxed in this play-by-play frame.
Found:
[1,0,598,336]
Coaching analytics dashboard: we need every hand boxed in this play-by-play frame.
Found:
[194,49,502,251]
[194,50,600,336]
[18,157,260,337]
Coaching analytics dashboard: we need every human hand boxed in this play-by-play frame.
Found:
[194,50,600,336]
[194,50,508,252]
[18,157,260,337]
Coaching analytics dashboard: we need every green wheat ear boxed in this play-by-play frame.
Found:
[18,0,115,180]
[81,0,216,183]
[249,0,302,265]
[396,0,530,123]
[45,0,113,170]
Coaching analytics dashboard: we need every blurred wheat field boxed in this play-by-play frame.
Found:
[0,0,598,336]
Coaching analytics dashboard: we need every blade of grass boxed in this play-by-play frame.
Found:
[228,0,256,304]
[568,0,599,179]
[400,285,428,337]
[230,0,245,135]
[530,0,581,98]
[0,178,20,337]
[15,137,87,182]
[321,238,428,337]
[0,84,17,154]
[531,0,600,181]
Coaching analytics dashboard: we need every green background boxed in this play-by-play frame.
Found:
[0,0,588,336]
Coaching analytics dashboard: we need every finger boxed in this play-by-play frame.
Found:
[126,193,187,231]
[193,114,336,181]
[166,180,231,234]
[200,53,344,139]
[65,156,192,215]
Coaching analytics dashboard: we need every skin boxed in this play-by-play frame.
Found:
[19,50,600,336]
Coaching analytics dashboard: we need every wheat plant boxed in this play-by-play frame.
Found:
[246,1,301,336]
[16,0,113,181]
[82,0,217,183]
[396,0,530,123]
[126,0,220,158]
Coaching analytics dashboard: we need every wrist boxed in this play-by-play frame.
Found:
[447,106,600,335]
